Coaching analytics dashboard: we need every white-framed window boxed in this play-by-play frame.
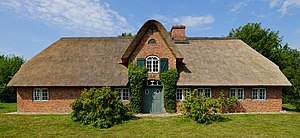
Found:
[197,88,212,98]
[33,88,49,102]
[252,88,266,100]
[176,88,191,101]
[176,88,184,101]
[116,88,130,101]
[230,88,244,100]
[146,56,159,73]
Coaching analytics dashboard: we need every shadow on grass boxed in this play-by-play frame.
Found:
[216,115,231,122]
[282,103,299,112]
[177,114,231,125]
[282,106,296,112]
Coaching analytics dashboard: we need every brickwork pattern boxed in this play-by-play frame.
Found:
[129,29,176,80]
[176,86,282,113]
[17,87,82,113]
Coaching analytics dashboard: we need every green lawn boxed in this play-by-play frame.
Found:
[0,103,16,113]
[1,103,300,137]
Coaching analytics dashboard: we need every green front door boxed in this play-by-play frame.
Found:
[142,86,163,113]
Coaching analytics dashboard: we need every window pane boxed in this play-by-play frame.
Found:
[230,89,236,97]
[205,88,211,98]
[196,89,203,97]
[41,89,48,101]
[252,89,258,100]
[33,89,40,101]
[176,89,183,100]
[260,88,266,100]
[146,56,160,73]
[123,88,130,100]
[237,89,244,100]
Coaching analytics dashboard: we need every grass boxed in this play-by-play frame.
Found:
[0,102,16,113]
[1,103,300,137]
[282,103,296,111]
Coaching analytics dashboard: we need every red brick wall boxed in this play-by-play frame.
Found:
[17,86,282,113]
[129,29,176,80]
[176,86,282,113]
[17,87,82,113]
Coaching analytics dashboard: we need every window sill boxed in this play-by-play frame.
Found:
[32,100,48,102]
[252,99,266,101]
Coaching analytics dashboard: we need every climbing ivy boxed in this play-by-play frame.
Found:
[128,63,148,113]
[160,69,179,113]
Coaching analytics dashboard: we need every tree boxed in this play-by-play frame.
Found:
[228,23,287,66]
[228,23,300,110]
[118,33,135,38]
[0,55,25,103]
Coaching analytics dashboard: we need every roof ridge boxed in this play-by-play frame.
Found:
[187,37,240,40]
[60,37,134,40]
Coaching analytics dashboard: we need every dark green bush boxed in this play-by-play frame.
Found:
[160,69,179,113]
[70,87,132,128]
[128,63,148,113]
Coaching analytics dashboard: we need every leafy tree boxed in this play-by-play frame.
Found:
[118,33,135,38]
[228,23,286,65]
[0,55,25,103]
[228,23,300,110]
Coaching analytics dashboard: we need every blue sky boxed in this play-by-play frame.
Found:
[0,0,299,60]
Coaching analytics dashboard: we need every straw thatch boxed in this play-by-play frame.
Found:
[176,38,291,86]
[7,22,291,87]
[8,37,132,87]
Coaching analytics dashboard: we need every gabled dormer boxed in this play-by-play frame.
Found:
[121,20,183,80]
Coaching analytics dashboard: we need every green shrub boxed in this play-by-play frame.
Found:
[70,87,132,128]
[160,69,179,113]
[218,91,238,113]
[181,90,238,124]
[181,90,220,124]
[128,64,148,113]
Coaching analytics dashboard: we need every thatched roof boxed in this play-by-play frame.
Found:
[121,20,183,63]
[8,20,291,87]
[176,38,291,86]
[8,37,132,87]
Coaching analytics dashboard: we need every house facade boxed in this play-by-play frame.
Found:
[8,20,291,113]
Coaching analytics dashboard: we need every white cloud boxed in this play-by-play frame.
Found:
[173,16,215,27]
[230,1,249,13]
[279,0,300,16]
[0,0,133,36]
[268,0,300,16]
[269,0,280,8]
[152,14,215,28]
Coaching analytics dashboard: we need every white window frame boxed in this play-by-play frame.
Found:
[116,88,130,101]
[146,56,160,73]
[252,88,266,100]
[176,88,184,101]
[176,88,191,101]
[229,88,244,100]
[33,88,49,102]
[197,88,212,98]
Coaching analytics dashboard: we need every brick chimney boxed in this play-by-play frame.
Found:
[171,25,186,41]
